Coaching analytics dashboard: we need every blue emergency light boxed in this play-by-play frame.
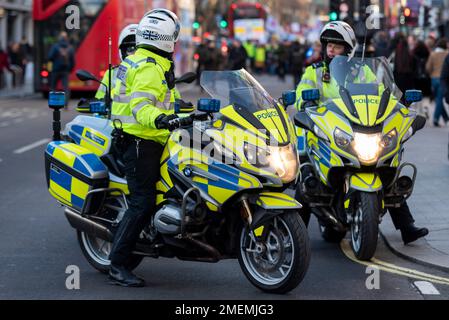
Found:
[197,98,220,113]
[282,91,297,107]
[89,101,107,114]
[48,91,66,109]
[404,90,422,104]
[302,89,320,102]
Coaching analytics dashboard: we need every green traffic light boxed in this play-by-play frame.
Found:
[220,20,228,28]
[329,12,338,21]
[192,21,200,29]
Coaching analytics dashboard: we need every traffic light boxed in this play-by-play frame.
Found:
[220,19,228,29]
[329,0,340,21]
[192,21,200,30]
[329,12,338,21]
[402,7,417,26]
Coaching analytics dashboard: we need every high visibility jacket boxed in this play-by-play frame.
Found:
[295,61,335,111]
[243,42,256,59]
[95,67,118,100]
[255,47,266,63]
[111,48,180,145]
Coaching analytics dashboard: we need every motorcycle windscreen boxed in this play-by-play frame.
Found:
[326,56,403,127]
[200,69,293,145]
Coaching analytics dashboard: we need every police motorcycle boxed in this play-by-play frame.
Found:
[44,68,310,293]
[292,56,426,260]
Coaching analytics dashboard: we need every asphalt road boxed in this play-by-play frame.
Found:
[1,75,449,300]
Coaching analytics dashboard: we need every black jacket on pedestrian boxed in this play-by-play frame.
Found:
[227,46,247,70]
[440,54,449,102]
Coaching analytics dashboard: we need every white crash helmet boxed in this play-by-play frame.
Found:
[320,21,357,55]
[136,8,180,53]
[118,24,138,61]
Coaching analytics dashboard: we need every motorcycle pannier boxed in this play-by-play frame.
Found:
[45,141,109,212]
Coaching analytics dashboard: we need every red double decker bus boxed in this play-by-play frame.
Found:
[227,2,267,41]
[33,0,148,96]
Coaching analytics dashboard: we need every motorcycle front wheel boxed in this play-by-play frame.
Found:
[350,192,380,261]
[238,211,310,294]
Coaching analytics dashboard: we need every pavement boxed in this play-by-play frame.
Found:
[379,100,449,272]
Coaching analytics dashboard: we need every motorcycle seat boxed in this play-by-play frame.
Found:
[101,153,126,178]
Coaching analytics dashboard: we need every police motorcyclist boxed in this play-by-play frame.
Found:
[295,21,429,245]
[108,9,187,287]
[95,24,138,100]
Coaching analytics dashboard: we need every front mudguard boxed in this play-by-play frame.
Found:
[249,192,302,240]
[344,173,383,211]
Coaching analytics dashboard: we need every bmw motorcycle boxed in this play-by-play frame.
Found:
[44,69,310,293]
[293,56,426,260]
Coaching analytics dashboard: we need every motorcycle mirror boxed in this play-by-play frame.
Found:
[302,89,320,102]
[294,111,314,131]
[175,72,197,84]
[405,90,422,105]
[282,90,296,107]
[412,114,426,133]
[197,98,220,113]
[76,69,101,83]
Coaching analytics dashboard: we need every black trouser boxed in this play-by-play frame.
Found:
[109,137,163,266]
[388,201,415,230]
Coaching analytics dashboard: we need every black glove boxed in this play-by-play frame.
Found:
[155,114,181,131]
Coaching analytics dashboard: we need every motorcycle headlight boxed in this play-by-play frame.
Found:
[352,132,382,165]
[380,129,397,148]
[244,142,298,183]
[334,128,353,148]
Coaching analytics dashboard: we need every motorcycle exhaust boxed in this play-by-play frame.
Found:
[64,208,114,242]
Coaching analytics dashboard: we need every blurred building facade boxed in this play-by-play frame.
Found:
[0,0,33,50]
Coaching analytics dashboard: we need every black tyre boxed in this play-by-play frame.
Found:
[238,211,311,294]
[350,192,380,261]
[319,223,346,243]
[77,231,143,274]
[294,185,311,227]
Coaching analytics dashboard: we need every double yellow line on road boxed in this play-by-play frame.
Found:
[340,240,449,286]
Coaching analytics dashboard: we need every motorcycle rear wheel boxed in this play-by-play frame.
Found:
[77,230,143,274]
[238,211,310,294]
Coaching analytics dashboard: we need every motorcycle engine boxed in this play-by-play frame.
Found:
[154,204,183,234]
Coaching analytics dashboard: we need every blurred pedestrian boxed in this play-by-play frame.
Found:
[203,37,221,71]
[254,42,266,74]
[393,35,415,100]
[0,48,12,89]
[227,39,247,70]
[276,42,289,81]
[8,43,24,87]
[48,31,75,106]
[413,41,431,96]
[373,31,389,58]
[429,38,449,127]
[290,40,305,88]
[194,39,208,86]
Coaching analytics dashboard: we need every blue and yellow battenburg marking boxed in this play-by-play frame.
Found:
[46,141,108,211]
[68,125,110,156]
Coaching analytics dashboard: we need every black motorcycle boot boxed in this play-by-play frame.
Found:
[400,223,429,245]
[109,264,145,287]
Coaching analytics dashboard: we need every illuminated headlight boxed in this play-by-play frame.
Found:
[244,143,298,183]
[352,132,382,165]
[334,128,353,148]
